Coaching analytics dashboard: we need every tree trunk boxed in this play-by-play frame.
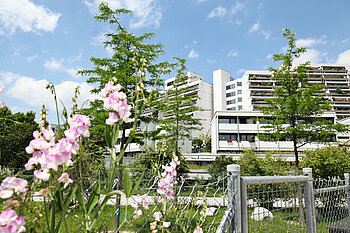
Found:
[293,139,305,228]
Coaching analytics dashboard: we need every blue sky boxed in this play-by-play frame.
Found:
[1,0,350,123]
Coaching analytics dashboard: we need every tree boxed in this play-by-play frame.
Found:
[156,58,203,157]
[78,3,172,230]
[259,28,348,173]
[0,107,38,169]
[301,146,350,179]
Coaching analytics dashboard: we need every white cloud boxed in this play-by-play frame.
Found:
[84,0,162,28]
[91,32,106,46]
[336,49,350,69]
[207,6,227,19]
[188,49,199,59]
[0,71,21,85]
[249,22,260,33]
[44,58,64,71]
[248,21,271,40]
[261,30,271,40]
[227,49,238,57]
[26,54,38,62]
[7,75,96,112]
[206,58,216,64]
[296,36,326,48]
[294,49,326,65]
[231,2,244,14]
[185,40,198,49]
[44,57,81,78]
[266,54,273,59]
[0,0,61,35]
[236,69,246,75]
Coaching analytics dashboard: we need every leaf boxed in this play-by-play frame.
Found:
[105,125,112,148]
[122,169,132,198]
[75,189,86,215]
[86,182,101,215]
[131,173,143,195]
[63,186,78,211]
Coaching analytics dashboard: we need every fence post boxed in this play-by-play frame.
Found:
[303,168,317,233]
[344,173,350,215]
[227,164,241,233]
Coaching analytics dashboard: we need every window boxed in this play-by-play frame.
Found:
[226,91,235,97]
[237,90,242,94]
[219,133,237,141]
[238,97,242,102]
[240,134,256,141]
[226,84,235,90]
[227,107,236,111]
[218,116,237,124]
[237,82,242,87]
[238,105,243,110]
[227,99,236,105]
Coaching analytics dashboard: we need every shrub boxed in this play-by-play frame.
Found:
[301,146,350,179]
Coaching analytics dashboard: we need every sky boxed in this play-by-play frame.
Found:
[1,0,350,123]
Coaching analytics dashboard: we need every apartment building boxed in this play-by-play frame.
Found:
[162,72,213,153]
[211,110,337,154]
[115,71,213,159]
[211,64,350,153]
[214,64,350,119]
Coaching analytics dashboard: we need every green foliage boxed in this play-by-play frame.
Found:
[192,133,211,153]
[259,28,348,171]
[301,146,350,179]
[238,150,292,210]
[238,150,291,176]
[155,58,203,156]
[208,155,234,182]
[0,106,38,168]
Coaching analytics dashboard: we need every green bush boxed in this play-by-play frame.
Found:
[238,150,291,176]
[208,154,235,182]
[301,146,350,179]
[238,150,292,210]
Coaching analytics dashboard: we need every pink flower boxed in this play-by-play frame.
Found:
[0,210,17,226]
[133,209,142,219]
[99,82,131,123]
[163,222,171,228]
[58,173,73,187]
[34,170,50,181]
[106,112,119,125]
[153,212,162,221]
[0,177,27,199]
[0,101,5,109]
[193,226,203,233]
[0,210,25,233]
[0,85,4,95]
[64,114,90,140]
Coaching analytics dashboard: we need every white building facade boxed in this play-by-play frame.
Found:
[211,64,350,154]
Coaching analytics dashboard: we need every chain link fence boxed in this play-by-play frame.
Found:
[217,165,350,233]
[27,173,229,232]
[314,175,350,232]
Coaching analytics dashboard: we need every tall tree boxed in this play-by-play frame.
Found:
[78,3,172,230]
[156,58,203,157]
[0,107,38,169]
[260,28,348,173]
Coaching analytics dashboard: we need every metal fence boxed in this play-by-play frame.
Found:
[217,165,350,233]
[28,174,229,232]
